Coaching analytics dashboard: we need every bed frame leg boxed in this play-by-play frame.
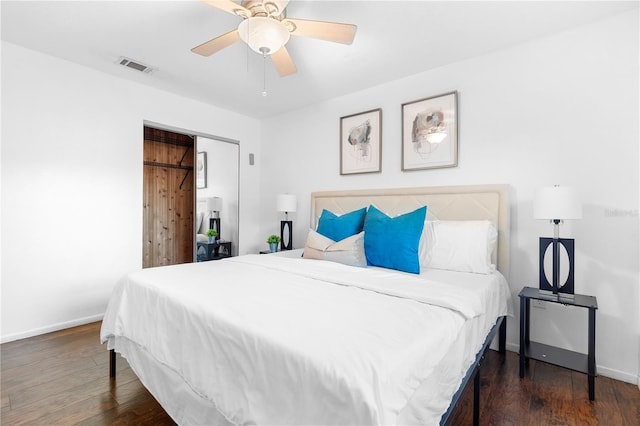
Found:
[473,368,480,426]
[439,316,504,426]
[109,349,116,378]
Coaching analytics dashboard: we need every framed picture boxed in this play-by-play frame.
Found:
[196,151,207,188]
[340,108,382,175]
[401,91,458,171]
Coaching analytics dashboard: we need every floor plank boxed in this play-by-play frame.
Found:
[613,378,640,425]
[483,349,532,425]
[2,322,639,425]
[529,361,577,425]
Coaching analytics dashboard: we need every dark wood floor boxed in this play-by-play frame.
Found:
[2,322,639,425]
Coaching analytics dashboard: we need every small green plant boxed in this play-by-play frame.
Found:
[206,229,218,238]
[266,234,281,244]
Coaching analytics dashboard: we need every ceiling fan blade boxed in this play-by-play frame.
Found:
[271,46,297,77]
[285,18,357,44]
[191,29,241,56]
[201,0,251,18]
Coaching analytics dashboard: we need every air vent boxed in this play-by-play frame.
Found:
[117,56,155,74]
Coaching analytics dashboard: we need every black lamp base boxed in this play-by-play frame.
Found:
[539,237,575,296]
[280,220,292,251]
[209,217,221,241]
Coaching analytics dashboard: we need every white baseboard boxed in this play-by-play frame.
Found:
[0,314,104,344]
[506,342,519,353]
[597,365,640,386]
[507,342,638,385]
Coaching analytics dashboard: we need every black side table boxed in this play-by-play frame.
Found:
[197,241,232,261]
[519,286,598,400]
[259,248,292,254]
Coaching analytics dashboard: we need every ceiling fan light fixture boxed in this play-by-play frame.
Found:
[238,17,290,55]
[233,8,250,19]
[263,1,289,16]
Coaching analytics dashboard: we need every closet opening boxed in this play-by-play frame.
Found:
[142,126,194,268]
[142,123,240,267]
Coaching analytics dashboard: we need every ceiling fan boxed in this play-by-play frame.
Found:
[191,0,357,77]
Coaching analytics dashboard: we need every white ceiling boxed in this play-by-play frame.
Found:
[2,1,637,119]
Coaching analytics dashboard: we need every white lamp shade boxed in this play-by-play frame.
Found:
[238,17,290,55]
[207,196,223,212]
[277,194,297,213]
[533,186,582,220]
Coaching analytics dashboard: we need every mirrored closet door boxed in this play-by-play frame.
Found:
[195,136,239,259]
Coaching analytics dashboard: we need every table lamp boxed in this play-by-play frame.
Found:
[533,185,582,298]
[277,194,296,250]
[207,196,222,241]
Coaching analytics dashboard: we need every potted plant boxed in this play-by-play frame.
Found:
[266,234,281,253]
[206,228,218,243]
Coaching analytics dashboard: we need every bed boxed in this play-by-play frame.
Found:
[101,184,512,425]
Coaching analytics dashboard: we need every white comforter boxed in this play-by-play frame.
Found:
[101,255,503,425]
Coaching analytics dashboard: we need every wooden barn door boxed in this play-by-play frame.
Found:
[143,126,194,268]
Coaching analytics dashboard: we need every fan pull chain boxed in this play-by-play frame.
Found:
[246,17,251,74]
[260,48,268,97]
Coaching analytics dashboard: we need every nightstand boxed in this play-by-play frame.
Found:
[519,286,597,400]
[197,241,232,261]
[259,248,292,254]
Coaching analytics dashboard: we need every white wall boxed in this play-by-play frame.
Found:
[260,10,639,383]
[1,41,262,342]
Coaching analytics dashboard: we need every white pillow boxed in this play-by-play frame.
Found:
[303,229,367,268]
[196,212,205,234]
[421,220,497,274]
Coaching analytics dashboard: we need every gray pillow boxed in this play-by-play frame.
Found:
[302,230,366,268]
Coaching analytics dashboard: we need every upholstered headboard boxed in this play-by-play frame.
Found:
[310,184,510,278]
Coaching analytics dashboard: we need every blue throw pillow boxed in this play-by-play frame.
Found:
[316,207,367,242]
[364,205,427,274]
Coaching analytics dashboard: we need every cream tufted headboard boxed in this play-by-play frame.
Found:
[310,184,511,278]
